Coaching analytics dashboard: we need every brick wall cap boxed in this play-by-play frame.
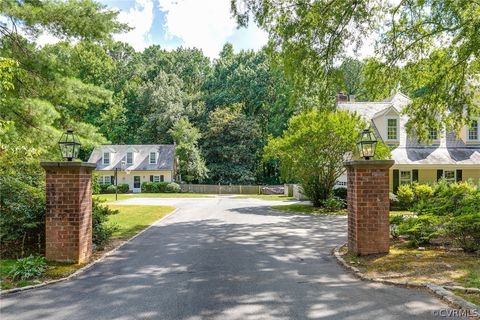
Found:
[41,162,97,169]
[344,160,395,168]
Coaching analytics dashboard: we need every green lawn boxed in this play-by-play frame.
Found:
[271,203,347,215]
[107,205,175,239]
[234,194,295,201]
[94,192,215,202]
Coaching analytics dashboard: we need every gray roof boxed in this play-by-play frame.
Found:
[88,145,175,171]
[391,147,480,165]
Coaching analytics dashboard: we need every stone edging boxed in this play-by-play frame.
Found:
[332,243,480,312]
[0,208,179,296]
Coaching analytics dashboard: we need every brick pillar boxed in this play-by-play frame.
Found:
[344,160,394,255]
[41,162,96,263]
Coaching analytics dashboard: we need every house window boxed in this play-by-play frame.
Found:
[103,152,110,165]
[400,170,411,185]
[152,175,160,182]
[443,170,456,183]
[160,175,164,182]
[98,176,112,185]
[468,120,478,140]
[126,152,133,165]
[429,128,438,140]
[387,118,398,140]
[149,152,156,164]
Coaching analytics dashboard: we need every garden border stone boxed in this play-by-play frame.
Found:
[332,243,480,312]
[0,208,179,296]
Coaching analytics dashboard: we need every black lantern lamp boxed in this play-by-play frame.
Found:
[58,130,81,161]
[357,128,377,160]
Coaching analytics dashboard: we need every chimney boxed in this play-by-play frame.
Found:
[336,92,349,103]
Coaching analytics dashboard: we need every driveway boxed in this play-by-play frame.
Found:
[0,197,454,319]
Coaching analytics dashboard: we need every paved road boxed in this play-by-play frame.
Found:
[1,197,454,319]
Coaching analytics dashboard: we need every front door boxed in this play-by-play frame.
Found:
[133,176,141,193]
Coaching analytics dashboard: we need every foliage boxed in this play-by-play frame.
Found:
[117,184,129,193]
[0,177,45,256]
[141,182,180,193]
[8,255,47,281]
[264,110,366,206]
[92,199,119,248]
[165,182,181,193]
[397,214,442,247]
[322,197,345,211]
[392,181,480,251]
[333,187,348,202]
[169,118,208,183]
[202,105,261,184]
[232,0,480,135]
[444,214,480,253]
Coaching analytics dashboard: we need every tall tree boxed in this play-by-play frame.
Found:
[169,118,208,183]
[202,105,261,184]
[232,0,480,134]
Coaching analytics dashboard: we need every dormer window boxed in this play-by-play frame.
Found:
[126,152,133,165]
[387,118,398,140]
[468,120,478,140]
[149,152,156,164]
[103,152,110,165]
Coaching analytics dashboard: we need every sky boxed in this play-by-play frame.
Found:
[98,0,269,58]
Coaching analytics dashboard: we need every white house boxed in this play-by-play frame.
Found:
[88,144,177,193]
[336,92,480,191]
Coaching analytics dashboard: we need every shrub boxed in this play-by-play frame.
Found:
[397,184,414,210]
[389,192,400,210]
[117,183,129,193]
[92,199,119,248]
[444,214,480,252]
[322,196,345,211]
[412,183,434,201]
[165,182,181,193]
[333,187,347,201]
[8,255,47,280]
[389,215,405,238]
[105,185,117,194]
[0,177,45,256]
[397,214,442,247]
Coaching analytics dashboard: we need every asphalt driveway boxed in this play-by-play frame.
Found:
[0,197,454,319]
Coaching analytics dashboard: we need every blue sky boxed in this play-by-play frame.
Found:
[98,0,268,58]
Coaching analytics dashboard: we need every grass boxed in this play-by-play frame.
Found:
[94,192,215,202]
[340,242,480,305]
[0,204,176,290]
[107,205,175,239]
[234,194,295,201]
[271,203,347,215]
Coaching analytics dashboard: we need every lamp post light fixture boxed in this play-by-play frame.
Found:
[357,128,378,160]
[58,129,81,161]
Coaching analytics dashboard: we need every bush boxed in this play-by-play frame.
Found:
[333,187,347,201]
[141,181,178,193]
[165,182,181,193]
[92,199,119,248]
[322,196,345,211]
[397,214,442,247]
[397,184,414,210]
[117,183,129,193]
[8,255,47,280]
[444,214,480,252]
[0,177,45,256]
[92,173,101,195]
[389,215,405,238]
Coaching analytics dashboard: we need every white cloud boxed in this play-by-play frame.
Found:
[113,0,155,51]
[158,0,267,58]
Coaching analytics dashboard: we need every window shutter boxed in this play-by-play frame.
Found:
[393,169,399,193]
[150,175,153,182]
[160,175,164,182]
[456,170,462,182]
[111,176,115,184]
[437,170,443,181]
[412,169,419,182]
